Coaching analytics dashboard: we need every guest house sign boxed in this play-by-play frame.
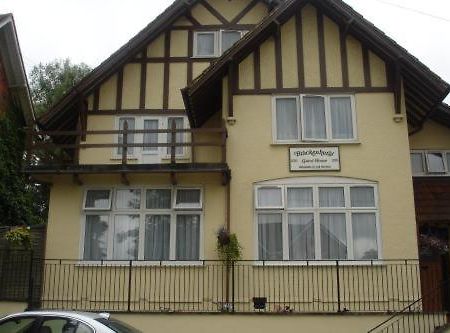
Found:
[289,147,340,171]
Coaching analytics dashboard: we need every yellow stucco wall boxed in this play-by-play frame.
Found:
[259,37,276,89]
[409,120,450,150]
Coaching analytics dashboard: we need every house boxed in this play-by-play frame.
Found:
[0,13,34,125]
[3,0,450,331]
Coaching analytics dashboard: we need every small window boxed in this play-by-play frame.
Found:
[257,213,283,260]
[221,30,242,53]
[302,96,327,141]
[447,153,450,171]
[113,214,140,260]
[350,186,375,208]
[39,318,94,333]
[287,187,313,208]
[144,214,171,261]
[352,213,378,260]
[143,119,159,152]
[0,317,37,333]
[320,213,347,260]
[426,152,446,173]
[288,213,315,260]
[84,215,109,261]
[146,189,172,209]
[194,31,217,57]
[256,187,283,209]
[175,189,202,209]
[410,153,424,175]
[84,190,111,210]
[115,189,141,210]
[176,214,201,260]
[330,96,354,140]
[319,187,345,208]
[274,97,299,141]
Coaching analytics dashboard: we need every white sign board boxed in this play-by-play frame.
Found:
[290,147,340,171]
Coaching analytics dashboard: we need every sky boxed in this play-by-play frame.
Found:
[1,0,449,102]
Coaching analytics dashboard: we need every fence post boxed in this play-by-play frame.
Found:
[127,260,132,312]
[231,261,235,313]
[336,260,341,313]
[26,250,34,310]
[122,121,128,165]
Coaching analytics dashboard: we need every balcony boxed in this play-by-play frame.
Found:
[1,253,434,314]
[23,121,230,184]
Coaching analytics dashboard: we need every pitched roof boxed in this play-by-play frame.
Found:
[183,0,450,128]
[38,0,280,129]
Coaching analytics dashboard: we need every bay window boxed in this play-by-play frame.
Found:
[255,181,380,261]
[410,150,450,176]
[82,187,203,262]
[273,95,357,143]
[193,30,246,57]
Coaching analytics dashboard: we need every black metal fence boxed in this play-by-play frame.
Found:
[3,258,427,314]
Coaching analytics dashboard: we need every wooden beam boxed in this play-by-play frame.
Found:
[170,172,178,185]
[231,0,260,24]
[163,32,171,110]
[394,62,402,114]
[116,68,124,111]
[187,30,194,84]
[72,174,83,186]
[274,26,283,89]
[362,47,371,87]
[199,0,229,25]
[121,173,130,186]
[139,58,147,109]
[339,26,349,88]
[295,10,305,89]
[317,11,327,88]
[228,62,235,118]
[254,47,261,90]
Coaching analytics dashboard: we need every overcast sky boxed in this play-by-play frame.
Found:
[1,0,449,101]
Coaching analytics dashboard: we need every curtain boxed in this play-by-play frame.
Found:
[222,31,241,53]
[320,213,347,260]
[276,98,299,140]
[176,215,200,261]
[426,152,445,173]
[145,215,171,260]
[143,119,159,152]
[319,187,345,207]
[85,190,110,209]
[257,187,282,208]
[330,97,353,139]
[146,189,172,209]
[410,153,424,174]
[118,118,135,155]
[303,96,326,140]
[350,187,375,208]
[197,33,215,56]
[289,213,315,260]
[352,213,378,260]
[84,215,109,260]
[258,213,283,260]
[167,117,184,155]
[176,189,201,206]
[287,188,313,208]
[113,215,139,260]
[115,189,141,209]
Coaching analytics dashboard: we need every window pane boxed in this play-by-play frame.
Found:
[258,213,283,260]
[85,190,110,209]
[176,214,200,260]
[289,213,315,260]
[330,97,353,139]
[303,96,326,140]
[84,215,109,261]
[350,187,375,207]
[167,117,184,155]
[145,215,170,261]
[447,153,450,173]
[113,215,139,260]
[320,213,347,260]
[275,98,299,141]
[319,187,345,207]
[427,152,445,173]
[143,119,158,152]
[176,189,201,207]
[410,153,424,174]
[115,189,141,210]
[0,317,37,333]
[118,117,135,155]
[196,33,215,56]
[146,189,171,209]
[257,187,282,208]
[221,31,241,53]
[352,213,378,260]
[287,188,313,208]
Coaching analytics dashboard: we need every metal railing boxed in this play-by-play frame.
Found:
[368,280,450,332]
[24,120,227,167]
[2,258,430,314]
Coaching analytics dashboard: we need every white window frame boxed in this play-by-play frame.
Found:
[174,188,203,210]
[193,31,219,58]
[80,186,204,264]
[141,117,161,155]
[83,188,112,211]
[271,96,301,143]
[411,150,450,177]
[425,151,447,174]
[255,186,285,210]
[219,30,246,55]
[254,178,381,264]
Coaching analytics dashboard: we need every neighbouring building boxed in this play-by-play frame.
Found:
[3,0,450,332]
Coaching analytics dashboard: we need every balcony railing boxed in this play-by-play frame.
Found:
[1,255,432,314]
[24,121,227,168]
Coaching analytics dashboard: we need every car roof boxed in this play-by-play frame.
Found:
[1,310,106,321]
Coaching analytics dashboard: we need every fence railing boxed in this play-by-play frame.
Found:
[368,280,450,332]
[1,258,433,314]
[24,121,227,167]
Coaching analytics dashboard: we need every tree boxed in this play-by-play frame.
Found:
[30,59,91,116]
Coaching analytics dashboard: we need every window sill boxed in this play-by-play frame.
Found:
[110,157,139,161]
[76,261,205,267]
[271,141,361,146]
[251,260,383,267]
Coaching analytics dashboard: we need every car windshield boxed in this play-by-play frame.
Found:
[96,318,142,333]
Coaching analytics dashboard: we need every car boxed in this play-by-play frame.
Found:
[0,310,142,333]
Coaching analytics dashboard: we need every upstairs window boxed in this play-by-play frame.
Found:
[193,30,246,57]
[410,151,450,176]
[273,95,357,143]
